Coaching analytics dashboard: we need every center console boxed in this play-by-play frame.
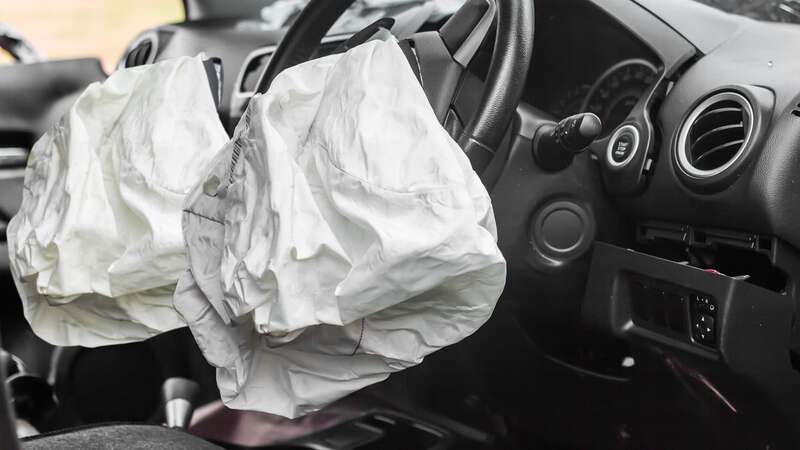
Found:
[582,240,792,361]
[581,235,800,446]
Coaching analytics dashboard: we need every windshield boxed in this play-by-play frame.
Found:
[692,0,800,23]
[1,0,183,70]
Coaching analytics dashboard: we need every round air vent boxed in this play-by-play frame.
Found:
[676,91,754,179]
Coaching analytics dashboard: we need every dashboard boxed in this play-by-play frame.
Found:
[123,0,662,139]
[5,1,800,446]
[490,1,800,446]
[115,0,800,445]
[525,0,659,136]
[119,5,446,132]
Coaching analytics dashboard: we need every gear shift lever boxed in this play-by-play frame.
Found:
[161,377,199,429]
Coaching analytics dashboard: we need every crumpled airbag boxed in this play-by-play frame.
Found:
[7,55,229,347]
[176,38,506,418]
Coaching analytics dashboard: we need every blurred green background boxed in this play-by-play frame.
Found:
[1,0,184,71]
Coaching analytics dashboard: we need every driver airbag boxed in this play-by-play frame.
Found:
[175,38,506,418]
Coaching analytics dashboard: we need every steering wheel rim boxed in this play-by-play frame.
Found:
[256,0,534,173]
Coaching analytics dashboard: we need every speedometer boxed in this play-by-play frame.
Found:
[580,59,658,137]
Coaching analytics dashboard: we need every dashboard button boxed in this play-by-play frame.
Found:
[694,313,716,343]
[690,293,718,347]
[612,133,635,162]
[606,124,640,167]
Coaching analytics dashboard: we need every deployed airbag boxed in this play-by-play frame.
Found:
[8,55,229,347]
[175,38,506,418]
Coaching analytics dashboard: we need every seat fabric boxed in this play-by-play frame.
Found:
[21,424,224,450]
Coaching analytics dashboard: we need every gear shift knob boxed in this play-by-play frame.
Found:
[161,377,199,429]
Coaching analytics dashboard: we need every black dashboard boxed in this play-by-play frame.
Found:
[525,0,659,136]
[486,0,800,446]
[119,19,285,131]
[127,0,662,139]
[115,0,800,446]
[6,1,800,447]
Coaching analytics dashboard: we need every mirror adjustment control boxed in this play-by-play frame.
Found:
[691,294,717,347]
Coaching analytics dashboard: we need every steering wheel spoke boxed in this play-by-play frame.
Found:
[398,0,498,125]
[406,0,533,172]
[398,32,466,124]
[439,0,497,68]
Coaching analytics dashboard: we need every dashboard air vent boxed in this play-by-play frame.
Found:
[676,91,754,178]
[239,52,272,94]
[123,33,158,69]
[792,102,800,118]
[125,40,152,67]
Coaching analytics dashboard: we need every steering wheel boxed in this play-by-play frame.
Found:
[255,0,534,173]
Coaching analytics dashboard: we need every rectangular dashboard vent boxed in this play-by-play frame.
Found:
[236,36,345,98]
[792,102,800,118]
[239,52,272,94]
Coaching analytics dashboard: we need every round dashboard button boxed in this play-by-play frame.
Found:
[606,124,640,167]
[529,200,595,267]
[612,133,635,162]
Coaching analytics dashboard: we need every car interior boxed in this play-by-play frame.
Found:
[3,0,800,448]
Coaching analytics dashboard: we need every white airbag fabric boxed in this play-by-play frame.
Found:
[8,56,229,347]
[175,39,506,418]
